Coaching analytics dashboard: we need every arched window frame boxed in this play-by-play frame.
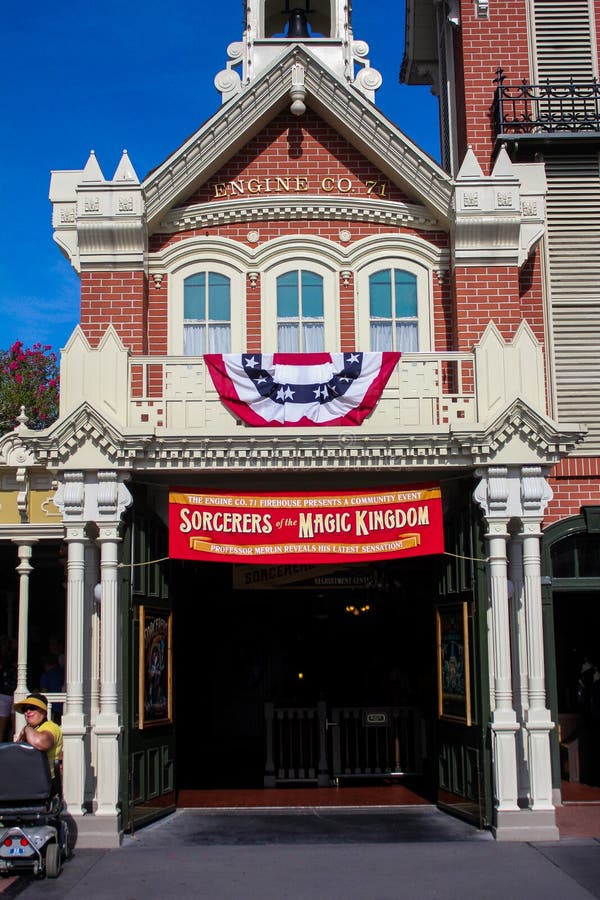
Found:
[261,259,338,353]
[168,260,245,356]
[543,508,600,585]
[355,257,432,353]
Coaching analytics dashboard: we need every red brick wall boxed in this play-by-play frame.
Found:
[434,270,454,352]
[80,271,148,353]
[247,274,261,352]
[452,265,521,349]
[188,110,411,205]
[545,457,600,525]
[148,275,168,356]
[518,249,545,344]
[453,0,531,171]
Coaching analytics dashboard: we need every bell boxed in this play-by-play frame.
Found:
[286,8,310,38]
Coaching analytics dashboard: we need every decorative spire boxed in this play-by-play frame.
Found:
[81,150,105,182]
[113,149,140,183]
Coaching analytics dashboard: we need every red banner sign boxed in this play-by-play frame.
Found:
[168,485,444,565]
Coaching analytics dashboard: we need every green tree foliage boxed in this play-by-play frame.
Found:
[0,341,60,435]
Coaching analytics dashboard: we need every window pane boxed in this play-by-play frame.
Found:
[370,321,392,351]
[303,322,324,352]
[551,536,576,578]
[208,324,231,353]
[396,321,418,352]
[369,270,392,318]
[577,534,600,577]
[301,271,323,319]
[208,273,230,321]
[184,323,205,356]
[184,274,205,320]
[395,270,418,317]
[278,322,299,351]
[277,272,299,318]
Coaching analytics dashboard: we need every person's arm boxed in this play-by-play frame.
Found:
[20,723,55,751]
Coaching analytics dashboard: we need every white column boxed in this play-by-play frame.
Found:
[85,539,100,805]
[475,466,558,840]
[61,525,88,815]
[486,519,520,812]
[522,519,554,810]
[13,542,36,734]
[508,532,530,802]
[95,524,122,817]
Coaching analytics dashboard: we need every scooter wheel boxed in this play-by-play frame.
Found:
[60,821,72,859]
[45,842,61,878]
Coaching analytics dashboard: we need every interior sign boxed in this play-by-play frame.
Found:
[168,485,444,565]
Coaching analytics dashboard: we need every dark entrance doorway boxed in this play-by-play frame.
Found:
[172,557,437,793]
[543,511,600,794]
[553,590,600,788]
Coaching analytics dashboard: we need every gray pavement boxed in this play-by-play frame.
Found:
[5,807,600,900]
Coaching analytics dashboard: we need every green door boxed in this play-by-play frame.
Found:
[434,480,492,829]
[120,502,176,833]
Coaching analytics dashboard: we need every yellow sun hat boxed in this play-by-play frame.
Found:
[13,692,48,714]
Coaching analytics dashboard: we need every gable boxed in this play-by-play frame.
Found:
[143,45,452,232]
[186,109,412,207]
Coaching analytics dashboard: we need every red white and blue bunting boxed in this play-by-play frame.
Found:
[204,352,400,426]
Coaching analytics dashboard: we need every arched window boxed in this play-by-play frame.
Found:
[550,532,600,578]
[183,272,231,355]
[276,270,324,352]
[369,269,418,352]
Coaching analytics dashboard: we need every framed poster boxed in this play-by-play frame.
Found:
[139,607,172,729]
[436,602,471,725]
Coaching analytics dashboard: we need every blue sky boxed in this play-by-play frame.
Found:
[0,2,440,353]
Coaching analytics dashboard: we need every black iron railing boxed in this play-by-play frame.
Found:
[264,702,425,787]
[494,67,600,135]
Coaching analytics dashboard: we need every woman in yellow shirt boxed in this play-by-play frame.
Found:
[14,692,63,790]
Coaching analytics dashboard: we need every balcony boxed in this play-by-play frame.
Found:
[128,352,476,432]
[59,322,546,438]
[494,68,600,141]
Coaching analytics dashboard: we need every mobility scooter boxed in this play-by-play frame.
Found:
[0,742,69,878]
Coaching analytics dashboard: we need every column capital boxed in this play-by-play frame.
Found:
[64,524,89,542]
[95,523,123,544]
[54,470,133,524]
[520,519,544,537]
[474,465,552,521]
[485,519,511,539]
[520,466,553,517]
[15,542,35,572]
[11,538,38,550]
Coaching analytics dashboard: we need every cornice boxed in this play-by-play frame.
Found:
[17,399,585,473]
[452,398,586,463]
[0,524,63,541]
[158,195,441,233]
